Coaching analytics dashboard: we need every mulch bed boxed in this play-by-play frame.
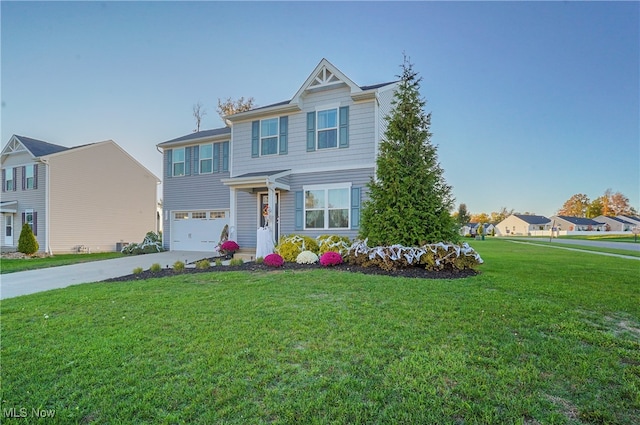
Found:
[104,261,478,283]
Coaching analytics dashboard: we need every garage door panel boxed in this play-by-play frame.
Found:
[172,211,229,251]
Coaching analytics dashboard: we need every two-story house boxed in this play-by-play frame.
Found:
[1,135,160,253]
[158,59,398,252]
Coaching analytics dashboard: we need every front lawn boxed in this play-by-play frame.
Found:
[1,240,638,424]
[0,252,124,274]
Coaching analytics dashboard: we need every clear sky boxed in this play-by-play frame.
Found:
[2,1,638,217]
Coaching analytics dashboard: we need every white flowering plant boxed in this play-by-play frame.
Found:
[296,250,319,264]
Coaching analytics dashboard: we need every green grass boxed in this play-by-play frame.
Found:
[1,240,639,424]
[558,234,639,243]
[0,252,124,274]
[503,239,640,258]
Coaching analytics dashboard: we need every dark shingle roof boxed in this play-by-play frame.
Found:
[238,81,397,115]
[556,216,603,226]
[158,127,231,146]
[15,135,69,157]
[514,214,550,225]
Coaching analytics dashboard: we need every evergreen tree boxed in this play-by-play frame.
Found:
[455,203,471,227]
[359,56,458,246]
[17,223,39,255]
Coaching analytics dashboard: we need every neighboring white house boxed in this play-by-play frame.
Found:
[157,58,398,252]
[461,223,495,237]
[1,135,160,253]
[495,214,551,236]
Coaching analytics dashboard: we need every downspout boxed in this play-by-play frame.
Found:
[40,158,53,255]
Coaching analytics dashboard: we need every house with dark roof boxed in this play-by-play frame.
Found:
[157,59,398,252]
[549,215,606,231]
[1,135,159,253]
[495,214,551,236]
[594,215,636,232]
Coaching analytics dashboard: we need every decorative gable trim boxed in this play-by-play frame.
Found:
[291,58,362,104]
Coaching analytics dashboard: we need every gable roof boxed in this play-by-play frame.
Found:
[513,214,550,225]
[225,59,397,122]
[158,127,231,148]
[553,216,604,226]
[2,135,70,160]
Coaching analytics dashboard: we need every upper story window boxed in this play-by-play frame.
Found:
[4,168,14,191]
[252,116,288,157]
[317,109,338,149]
[199,144,213,174]
[173,148,185,176]
[25,165,36,189]
[261,119,278,156]
[307,106,349,152]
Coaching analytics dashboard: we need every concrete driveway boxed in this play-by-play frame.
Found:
[0,251,215,300]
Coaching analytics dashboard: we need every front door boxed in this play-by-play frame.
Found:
[259,192,279,242]
[4,214,14,246]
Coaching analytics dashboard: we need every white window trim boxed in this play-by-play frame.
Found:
[5,168,14,191]
[315,104,341,150]
[199,144,213,174]
[25,164,35,189]
[260,118,279,156]
[303,183,352,230]
[173,147,185,177]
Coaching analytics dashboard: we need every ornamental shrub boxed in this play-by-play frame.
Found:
[296,250,319,264]
[195,259,210,270]
[275,235,319,262]
[320,251,343,267]
[173,261,185,272]
[149,263,162,273]
[264,253,284,268]
[348,239,483,271]
[18,223,39,255]
[317,234,351,256]
[132,267,143,275]
[220,240,239,252]
[229,258,244,266]
[121,231,163,255]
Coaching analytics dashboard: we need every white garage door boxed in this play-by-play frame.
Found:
[171,211,229,251]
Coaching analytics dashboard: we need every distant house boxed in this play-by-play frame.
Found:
[495,214,551,236]
[1,135,160,253]
[618,215,640,227]
[461,222,495,236]
[594,215,635,232]
[549,215,605,232]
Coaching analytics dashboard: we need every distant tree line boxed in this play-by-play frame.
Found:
[557,189,636,218]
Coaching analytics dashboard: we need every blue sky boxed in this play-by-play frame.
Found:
[2,1,638,217]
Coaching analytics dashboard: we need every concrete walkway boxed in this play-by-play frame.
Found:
[0,251,215,300]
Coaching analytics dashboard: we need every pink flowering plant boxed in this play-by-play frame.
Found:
[263,253,284,268]
[319,251,343,267]
[220,240,239,253]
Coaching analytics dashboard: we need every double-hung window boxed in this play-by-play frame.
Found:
[317,109,338,149]
[173,148,185,176]
[304,184,350,229]
[260,119,278,156]
[25,209,34,232]
[4,168,14,191]
[25,165,35,189]
[199,144,213,174]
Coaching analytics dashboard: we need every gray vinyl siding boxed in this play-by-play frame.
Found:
[236,168,373,248]
[232,86,377,177]
[1,160,47,251]
[162,160,230,250]
[235,191,257,249]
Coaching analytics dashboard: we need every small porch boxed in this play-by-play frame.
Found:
[221,169,291,258]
